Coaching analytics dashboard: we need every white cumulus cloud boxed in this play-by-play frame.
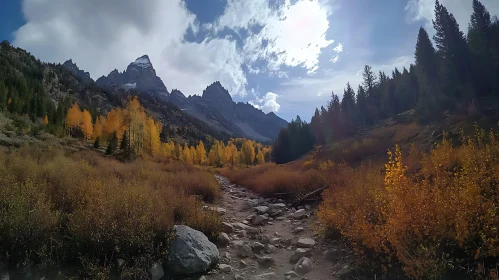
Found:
[249,92,281,113]
[217,0,335,75]
[14,0,248,97]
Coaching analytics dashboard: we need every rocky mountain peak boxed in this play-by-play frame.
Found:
[62,59,93,85]
[96,54,169,99]
[202,81,233,104]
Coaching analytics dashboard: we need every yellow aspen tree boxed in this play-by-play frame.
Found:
[65,102,82,135]
[196,141,207,165]
[208,140,218,166]
[241,140,256,165]
[217,141,226,167]
[43,115,49,125]
[183,144,193,164]
[176,143,184,162]
[190,146,198,165]
[93,117,103,139]
[103,108,123,141]
[80,109,93,140]
[224,145,232,166]
[256,149,265,165]
[230,144,239,167]
[144,117,161,156]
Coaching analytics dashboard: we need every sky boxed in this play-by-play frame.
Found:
[1,0,499,122]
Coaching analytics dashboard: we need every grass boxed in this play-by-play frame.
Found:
[0,144,221,279]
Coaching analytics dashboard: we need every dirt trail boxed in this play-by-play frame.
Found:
[204,175,355,280]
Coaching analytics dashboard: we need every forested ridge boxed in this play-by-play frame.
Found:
[273,0,499,164]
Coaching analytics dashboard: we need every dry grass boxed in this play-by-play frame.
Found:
[0,144,221,278]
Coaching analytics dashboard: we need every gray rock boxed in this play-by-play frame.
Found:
[256,256,275,267]
[260,234,270,244]
[218,232,230,247]
[236,230,247,238]
[239,260,248,268]
[149,262,164,280]
[285,270,300,278]
[251,242,265,252]
[252,215,268,225]
[304,205,311,210]
[198,276,207,280]
[271,203,286,209]
[234,241,253,258]
[233,222,250,230]
[290,248,312,263]
[269,238,281,245]
[296,238,316,248]
[293,227,304,234]
[235,274,245,280]
[323,248,340,261]
[246,227,260,235]
[0,273,9,280]
[219,264,233,273]
[166,225,219,275]
[251,272,275,280]
[254,206,269,214]
[266,244,278,253]
[293,209,307,219]
[294,257,313,275]
[222,222,235,233]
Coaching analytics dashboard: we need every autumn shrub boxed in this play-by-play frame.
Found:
[318,126,499,278]
[0,144,221,277]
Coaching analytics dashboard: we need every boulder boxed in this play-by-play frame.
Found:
[296,238,316,248]
[290,248,312,263]
[166,225,219,275]
[293,209,307,219]
[149,263,164,280]
[294,257,313,275]
[251,242,265,252]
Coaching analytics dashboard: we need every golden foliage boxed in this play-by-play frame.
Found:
[318,126,499,278]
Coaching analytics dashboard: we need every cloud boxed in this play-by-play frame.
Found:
[405,0,499,31]
[217,0,335,75]
[249,92,281,113]
[333,43,343,53]
[14,0,248,97]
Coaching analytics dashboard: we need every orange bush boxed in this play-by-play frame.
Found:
[0,145,221,277]
[318,126,499,278]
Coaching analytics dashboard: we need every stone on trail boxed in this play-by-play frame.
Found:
[222,222,235,233]
[219,264,233,273]
[285,270,300,279]
[290,248,312,263]
[254,206,269,214]
[235,274,245,280]
[270,203,286,209]
[296,238,316,248]
[251,242,265,252]
[252,215,268,225]
[233,222,250,230]
[246,227,260,235]
[218,232,230,247]
[234,241,253,258]
[293,227,305,234]
[149,263,164,280]
[294,257,314,275]
[251,272,275,280]
[293,209,307,219]
[256,255,276,267]
[166,225,219,275]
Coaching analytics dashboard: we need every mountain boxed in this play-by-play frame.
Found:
[96,55,169,99]
[96,55,287,141]
[169,82,288,142]
[62,59,94,85]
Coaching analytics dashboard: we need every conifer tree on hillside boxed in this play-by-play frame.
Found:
[415,27,442,117]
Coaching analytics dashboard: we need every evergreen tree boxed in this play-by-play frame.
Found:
[106,131,118,155]
[93,137,101,149]
[120,130,130,153]
[415,27,442,116]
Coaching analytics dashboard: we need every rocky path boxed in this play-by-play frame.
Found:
[204,175,355,280]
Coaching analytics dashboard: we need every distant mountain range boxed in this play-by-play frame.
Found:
[66,55,288,141]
